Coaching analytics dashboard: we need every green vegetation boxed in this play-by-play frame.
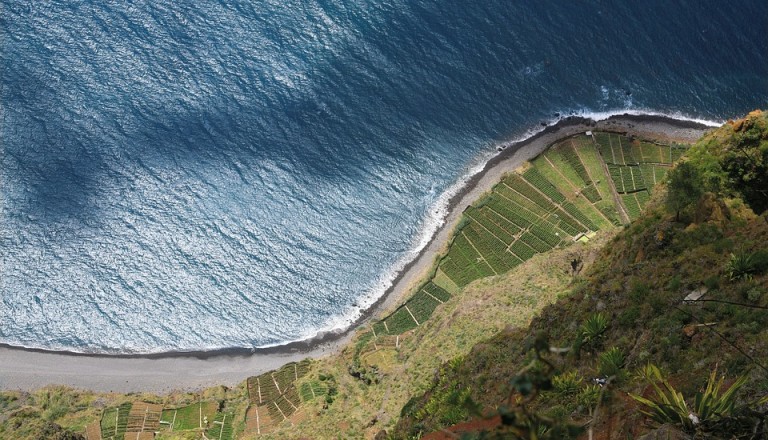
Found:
[206,411,235,440]
[580,312,608,346]
[630,364,762,433]
[101,402,130,440]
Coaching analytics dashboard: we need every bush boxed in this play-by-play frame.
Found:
[629,364,757,433]
[597,347,625,378]
[577,384,601,413]
[580,313,609,346]
[552,371,583,397]
[726,249,756,281]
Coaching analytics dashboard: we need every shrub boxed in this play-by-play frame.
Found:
[580,313,609,346]
[552,371,583,397]
[597,347,625,378]
[629,364,754,432]
[726,249,756,281]
[577,384,601,413]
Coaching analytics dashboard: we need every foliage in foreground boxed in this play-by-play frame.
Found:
[629,364,757,432]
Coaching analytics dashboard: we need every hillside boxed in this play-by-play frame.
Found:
[394,110,768,439]
[1,112,766,439]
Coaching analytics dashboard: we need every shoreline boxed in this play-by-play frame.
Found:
[0,112,713,392]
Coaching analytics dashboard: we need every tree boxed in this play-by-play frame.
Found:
[665,161,703,222]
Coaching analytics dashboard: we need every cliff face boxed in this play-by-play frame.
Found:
[393,112,768,439]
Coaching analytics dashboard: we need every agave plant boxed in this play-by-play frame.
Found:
[551,371,583,396]
[629,364,750,432]
[597,347,625,377]
[726,249,756,281]
[580,313,609,345]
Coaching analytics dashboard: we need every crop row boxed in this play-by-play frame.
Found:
[634,141,671,164]
[486,196,537,230]
[643,164,670,191]
[265,397,294,422]
[408,290,442,324]
[609,165,647,193]
[382,307,418,334]
[594,133,622,165]
[464,222,507,257]
[299,381,330,402]
[496,183,550,218]
[580,184,602,203]
[635,190,650,208]
[621,193,642,221]
[595,133,638,165]
[529,223,563,247]
[509,240,536,260]
[463,226,518,274]
[537,146,587,190]
[466,208,512,244]
[596,201,623,226]
[101,403,131,440]
[423,282,451,302]
[470,207,520,242]
[561,144,594,189]
[523,168,567,203]
[547,212,580,236]
[438,255,478,287]
[503,174,557,211]
[206,412,235,440]
[520,232,553,253]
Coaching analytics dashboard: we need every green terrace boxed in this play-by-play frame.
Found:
[244,360,312,435]
[364,131,687,342]
[89,400,235,440]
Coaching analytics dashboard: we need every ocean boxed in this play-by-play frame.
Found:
[1,0,766,353]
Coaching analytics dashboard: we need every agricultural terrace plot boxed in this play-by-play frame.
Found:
[639,163,670,189]
[245,405,277,436]
[608,164,647,193]
[207,412,235,440]
[573,138,614,200]
[246,359,312,425]
[125,402,162,433]
[594,133,637,165]
[123,433,153,440]
[632,140,673,164]
[363,130,686,339]
[671,144,687,162]
[372,282,451,337]
[100,403,131,440]
[535,145,587,190]
[161,401,219,431]
[596,201,623,226]
[620,192,647,221]
[299,380,331,402]
[85,422,101,440]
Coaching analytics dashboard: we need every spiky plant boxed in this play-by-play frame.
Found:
[629,364,750,432]
[597,347,625,377]
[580,313,609,346]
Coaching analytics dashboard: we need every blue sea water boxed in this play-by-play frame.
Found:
[1,1,766,353]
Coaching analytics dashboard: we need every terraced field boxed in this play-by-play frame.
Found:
[366,131,685,341]
[245,359,312,433]
[100,403,131,440]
